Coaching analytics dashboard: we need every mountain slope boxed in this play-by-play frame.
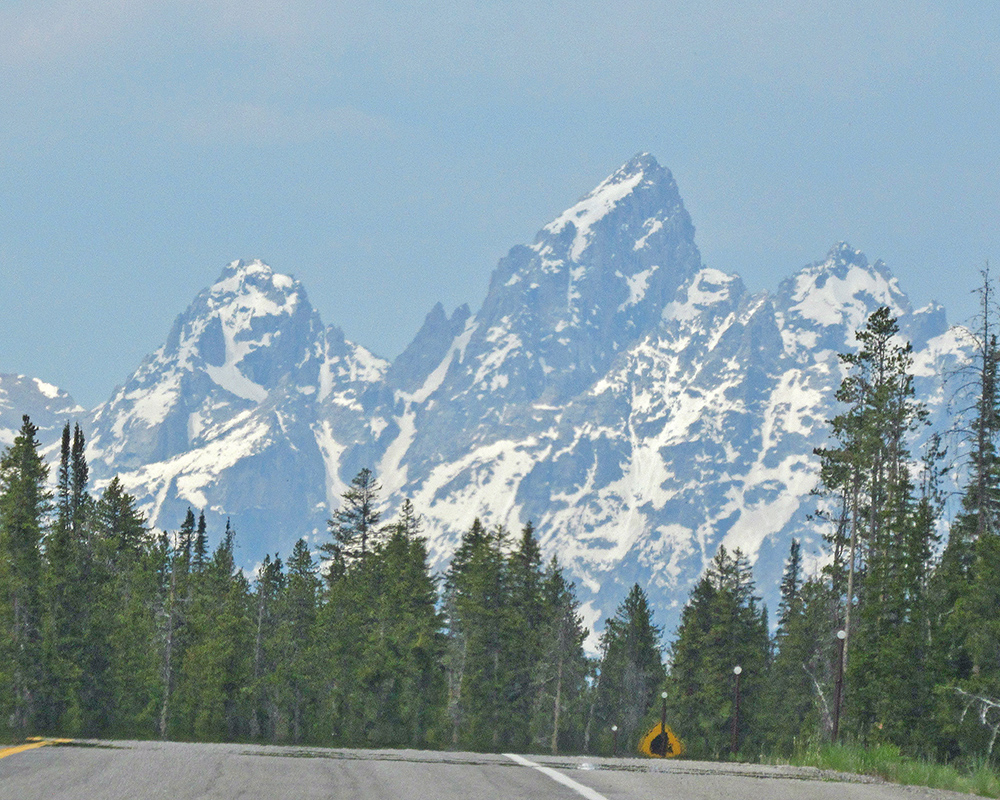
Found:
[367,165,966,633]
[2,155,968,638]
[87,260,387,558]
[0,375,84,450]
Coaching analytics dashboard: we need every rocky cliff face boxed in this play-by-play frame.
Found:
[83,260,387,559]
[0,155,968,636]
[363,159,965,633]
[0,375,83,450]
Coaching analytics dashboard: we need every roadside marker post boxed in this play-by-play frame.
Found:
[659,692,668,756]
[731,666,742,755]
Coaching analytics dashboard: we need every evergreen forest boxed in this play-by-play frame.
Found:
[4,281,1000,768]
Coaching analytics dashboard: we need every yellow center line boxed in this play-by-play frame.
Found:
[0,738,72,759]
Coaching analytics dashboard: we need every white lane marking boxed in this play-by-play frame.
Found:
[503,753,610,800]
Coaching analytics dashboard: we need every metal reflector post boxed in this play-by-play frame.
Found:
[731,666,742,756]
[660,691,668,756]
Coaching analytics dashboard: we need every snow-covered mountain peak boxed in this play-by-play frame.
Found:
[453,154,704,404]
[540,153,685,264]
[89,259,326,471]
[172,260,317,401]
[778,243,911,337]
[4,156,972,646]
[206,259,301,316]
[904,301,950,351]
[83,257,390,547]
[216,256,279,280]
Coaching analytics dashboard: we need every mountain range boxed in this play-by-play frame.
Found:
[0,154,969,638]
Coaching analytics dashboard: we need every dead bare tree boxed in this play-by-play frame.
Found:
[956,687,1000,755]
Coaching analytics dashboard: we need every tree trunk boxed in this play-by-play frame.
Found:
[159,567,176,739]
[551,655,563,755]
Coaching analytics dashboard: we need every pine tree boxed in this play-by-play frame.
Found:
[442,519,509,750]
[276,538,322,743]
[193,511,209,573]
[667,547,769,757]
[0,416,51,735]
[777,539,802,636]
[500,521,546,750]
[94,477,147,557]
[172,523,252,740]
[249,553,284,740]
[322,468,382,579]
[591,583,665,755]
[350,508,445,747]
[954,267,1000,546]
[392,498,420,539]
[766,541,840,753]
[56,423,71,531]
[70,423,89,535]
[532,556,590,754]
[41,422,86,732]
[106,528,170,737]
[176,509,196,598]
[159,512,197,738]
[929,271,1000,724]
[814,306,941,746]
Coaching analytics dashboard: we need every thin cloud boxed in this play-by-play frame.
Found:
[5,0,995,106]
[175,102,395,145]
[1,0,157,67]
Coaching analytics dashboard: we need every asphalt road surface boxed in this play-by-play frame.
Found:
[0,740,982,800]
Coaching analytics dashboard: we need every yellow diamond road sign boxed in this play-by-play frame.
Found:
[639,723,684,758]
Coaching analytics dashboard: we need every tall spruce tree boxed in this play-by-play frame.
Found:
[591,583,665,755]
[249,553,284,740]
[94,477,147,557]
[106,522,168,738]
[41,422,88,732]
[69,424,89,535]
[56,423,71,531]
[667,547,768,757]
[930,270,1000,715]
[501,521,546,750]
[280,539,322,742]
[322,468,382,579]
[193,511,209,573]
[952,267,1000,547]
[172,522,252,740]
[356,508,444,746]
[158,512,198,737]
[815,306,940,746]
[765,541,841,752]
[442,519,509,750]
[0,416,50,735]
[532,556,590,754]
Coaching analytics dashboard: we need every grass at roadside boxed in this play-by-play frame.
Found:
[775,743,1000,798]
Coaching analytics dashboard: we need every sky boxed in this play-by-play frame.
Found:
[2,1,999,409]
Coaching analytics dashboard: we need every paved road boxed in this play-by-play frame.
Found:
[0,740,981,800]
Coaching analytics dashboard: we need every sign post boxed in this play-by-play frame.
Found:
[659,691,668,756]
[731,665,742,756]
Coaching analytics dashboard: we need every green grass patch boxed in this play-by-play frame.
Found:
[777,743,1000,798]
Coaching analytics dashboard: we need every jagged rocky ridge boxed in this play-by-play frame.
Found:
[0,154,968,636]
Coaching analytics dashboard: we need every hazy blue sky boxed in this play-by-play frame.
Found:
[2,1,999,408]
